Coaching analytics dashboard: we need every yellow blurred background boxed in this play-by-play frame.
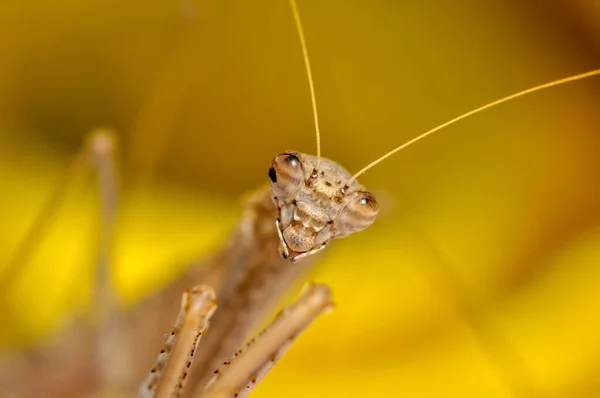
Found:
[0,0,599,397]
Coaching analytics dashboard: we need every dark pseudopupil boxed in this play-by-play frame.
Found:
[268,167,277,183]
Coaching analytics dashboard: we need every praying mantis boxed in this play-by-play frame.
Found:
[0,0,599,397]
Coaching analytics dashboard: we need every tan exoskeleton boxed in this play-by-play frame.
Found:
[270,152,378,262]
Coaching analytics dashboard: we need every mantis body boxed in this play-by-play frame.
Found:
[0,1,598,397]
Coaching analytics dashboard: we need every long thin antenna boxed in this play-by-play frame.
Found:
[347,68,600,185]
[290,0,322,167]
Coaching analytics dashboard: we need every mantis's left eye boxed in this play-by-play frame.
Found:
[269,151,305,198]
[335,192,378,236]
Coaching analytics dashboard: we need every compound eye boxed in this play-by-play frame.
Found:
[336,192,378,236]
[269,152,305,198]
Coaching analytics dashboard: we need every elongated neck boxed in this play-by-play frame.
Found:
[184,185,321,396]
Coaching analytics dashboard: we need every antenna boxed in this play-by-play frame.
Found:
[290,0,322,171]
[346,69,600,186]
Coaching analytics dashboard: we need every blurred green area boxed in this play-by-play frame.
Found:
[0,0,599,397]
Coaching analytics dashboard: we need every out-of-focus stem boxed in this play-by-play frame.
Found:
[87,129,129,392]
[0,137,90,305]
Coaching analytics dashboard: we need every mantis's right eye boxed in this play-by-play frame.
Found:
[269,151,304,198]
